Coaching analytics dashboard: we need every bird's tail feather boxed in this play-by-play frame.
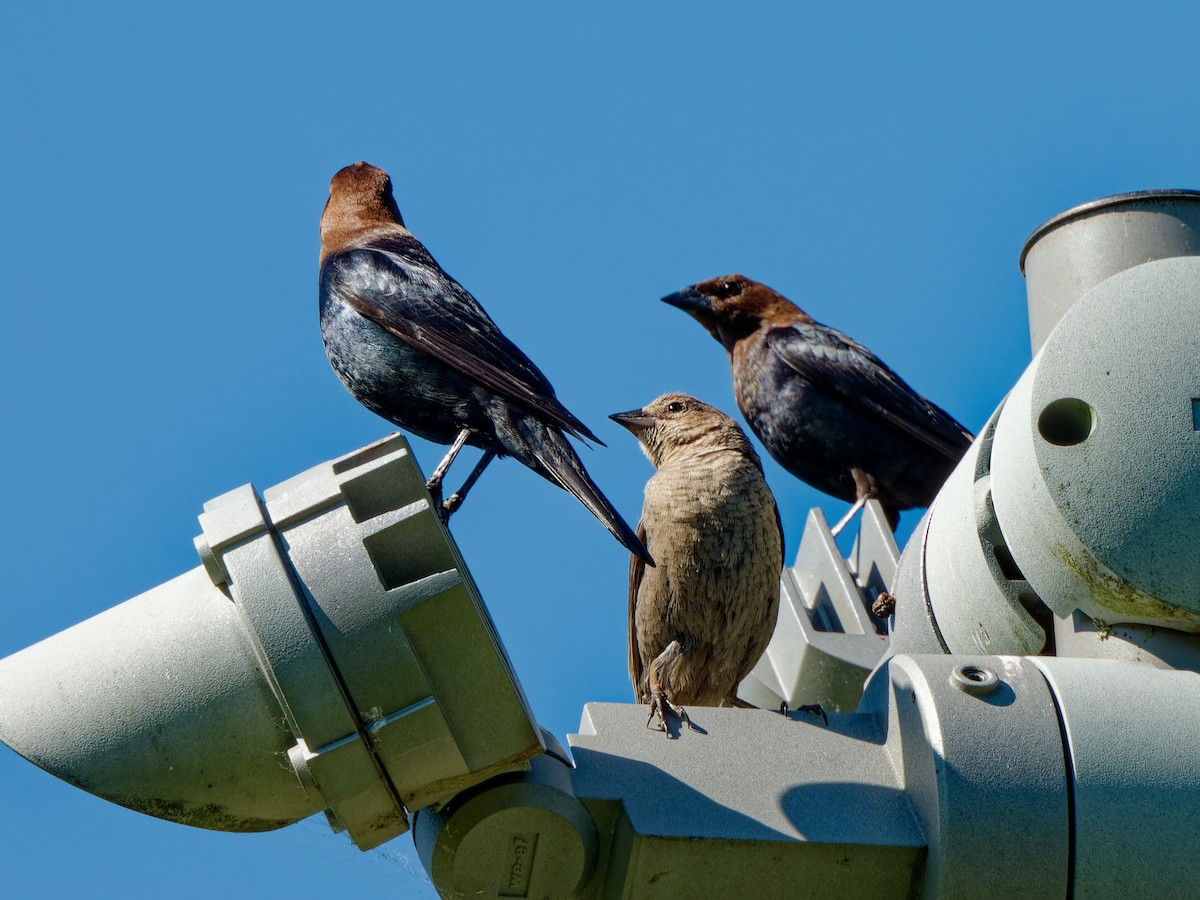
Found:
[511,416,653,565]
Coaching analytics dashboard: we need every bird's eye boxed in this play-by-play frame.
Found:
[666,401,685,413]
[718,280,741,297]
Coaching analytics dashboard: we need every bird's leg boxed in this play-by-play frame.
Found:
[443,449,497,520]
[426,429,471,508]
[830,469,877,537]
[645,640,693,733]
[829,497,867,537]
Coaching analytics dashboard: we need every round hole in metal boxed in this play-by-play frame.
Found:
[1038,398,1095,446]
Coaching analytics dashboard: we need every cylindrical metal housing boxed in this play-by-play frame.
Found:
[892,193,1200,661]
[0,565,317,831]
[1020,189,1200,353]
[0,434,544,851]
[992,256,1200,632]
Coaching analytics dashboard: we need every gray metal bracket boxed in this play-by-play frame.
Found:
[740,500,897,712]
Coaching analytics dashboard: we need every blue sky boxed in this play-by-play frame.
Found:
[1,3,1197,896]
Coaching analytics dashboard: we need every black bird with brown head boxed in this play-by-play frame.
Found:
[319,162,651,563]
[663,275,972,533]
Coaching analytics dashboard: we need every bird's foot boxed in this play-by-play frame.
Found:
[646,691,693,734]
[425,477,445,509]
[798,703,828,726]
[780,702,828,726]
[871,591,896,618]
[441,492,465,522]
[433,448,494,526]
[426,481,454,525]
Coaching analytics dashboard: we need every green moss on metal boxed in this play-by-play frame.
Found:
[116,795,294,832]
[1052,544,1196,623]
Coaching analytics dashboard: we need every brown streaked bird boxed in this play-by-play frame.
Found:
[611,393,782,732]
[319,162,651,564]
[662,275,973,535]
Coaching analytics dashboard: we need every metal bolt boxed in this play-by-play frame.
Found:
[950,664,1000,695]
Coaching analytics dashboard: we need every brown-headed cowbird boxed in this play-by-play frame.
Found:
[611,393,782,731]
[662,275,973,534]
[320,162,651,564]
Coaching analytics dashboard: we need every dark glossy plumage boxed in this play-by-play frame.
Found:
[662,275,972,527]
[320,162,650,563]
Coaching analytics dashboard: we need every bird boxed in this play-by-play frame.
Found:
[661,275,973,535]
[611,393,782,732]
[319,161,651,564]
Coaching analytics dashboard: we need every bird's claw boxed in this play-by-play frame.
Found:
[780,701,828,726]
[426,479,460,525]
[798,703,828,726]
[436,494,463,528]
[646,691,693,734]
[425,477,444,508]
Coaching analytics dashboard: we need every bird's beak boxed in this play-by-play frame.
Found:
[609,409,656,434]
[662,286,723,342]
[661,286,713,315]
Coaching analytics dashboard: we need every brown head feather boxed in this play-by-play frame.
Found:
[687,275,813,352]
[617,392,760,469]
[319,162,409,263]
[694,275,813,325]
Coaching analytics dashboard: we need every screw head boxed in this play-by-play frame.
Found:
[950,664,1001,695]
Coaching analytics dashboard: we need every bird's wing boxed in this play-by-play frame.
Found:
[324,235,600,444]
[628,520,648,699]
[764,323,972,461]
